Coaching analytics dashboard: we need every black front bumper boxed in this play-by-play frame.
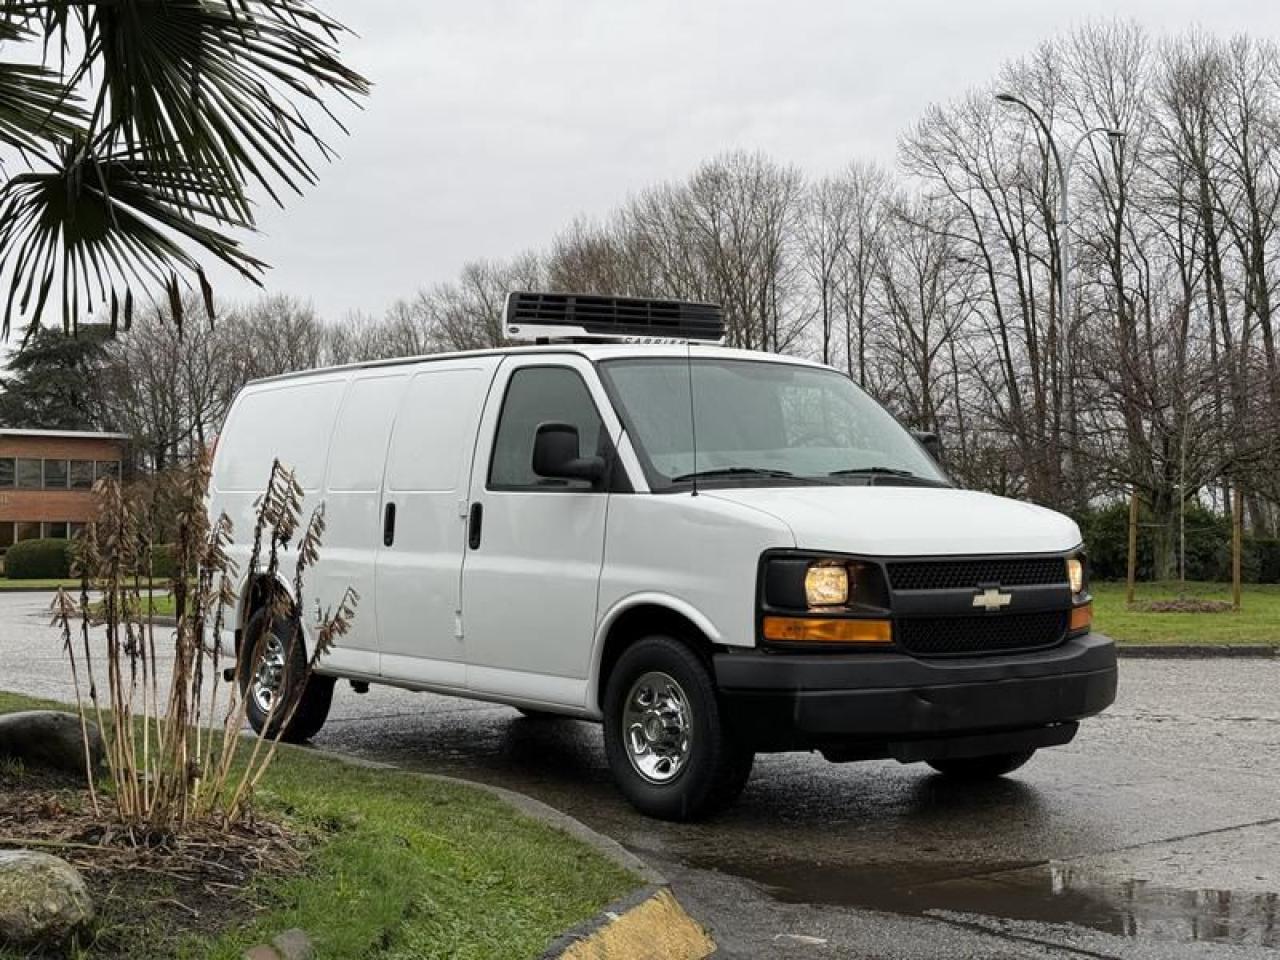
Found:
[714,632,1117,760]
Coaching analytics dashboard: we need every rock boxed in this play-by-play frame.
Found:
[0,850,93,945]
[243,946,281,960]
[272,928,314,960]
[0,711,104,777]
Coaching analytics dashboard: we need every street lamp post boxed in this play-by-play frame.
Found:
[994,93,1124,334]
[995,93,1123,496]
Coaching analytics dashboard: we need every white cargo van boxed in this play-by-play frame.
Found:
[208,292,1117,820]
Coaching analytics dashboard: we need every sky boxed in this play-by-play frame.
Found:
[202,0,1280,321]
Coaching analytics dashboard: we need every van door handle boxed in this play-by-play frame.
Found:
[468,502,483,549]
[383,502,396,547]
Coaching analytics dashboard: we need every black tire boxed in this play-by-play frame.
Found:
[603,635,753,821]
[239,608,335,743]
[926,750,1035,780]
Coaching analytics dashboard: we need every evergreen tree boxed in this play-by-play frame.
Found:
[0,325,112,430]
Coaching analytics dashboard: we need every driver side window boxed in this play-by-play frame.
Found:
[489,366,605,491]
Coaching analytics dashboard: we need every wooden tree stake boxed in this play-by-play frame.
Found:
[1126,487,1139,606]
[1232,483,1244,611]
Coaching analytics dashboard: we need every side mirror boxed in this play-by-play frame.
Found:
[532,422,606,485]
[912,430,943,463]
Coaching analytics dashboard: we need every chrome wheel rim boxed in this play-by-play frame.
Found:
[251,631,286,714]
[622,671,692,784]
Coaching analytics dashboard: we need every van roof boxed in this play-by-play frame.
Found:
[244,342,830,388]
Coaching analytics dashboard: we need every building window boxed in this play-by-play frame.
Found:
[43,459,69,489]
[0,459,13,488]
[69,522,86,539]
[14,521,40,542]
[0,523,13,549]
[95,461,121,482]
[69,460,94,489]
[44,521,69,540]
[15,459,42,489]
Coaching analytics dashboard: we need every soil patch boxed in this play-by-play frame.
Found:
[0,764,305,959]
[1130,598,1236,613]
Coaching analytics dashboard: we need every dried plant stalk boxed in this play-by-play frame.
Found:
[60,453,350,836]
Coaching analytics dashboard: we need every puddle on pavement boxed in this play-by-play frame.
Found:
[705,857,1280,948]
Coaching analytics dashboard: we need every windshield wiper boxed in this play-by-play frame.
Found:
[827,466,948,486]
[672,466,798,482]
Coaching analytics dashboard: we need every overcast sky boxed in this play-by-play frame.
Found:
[208,0,1280,321]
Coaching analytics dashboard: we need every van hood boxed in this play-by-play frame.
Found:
[704,485,1081,557]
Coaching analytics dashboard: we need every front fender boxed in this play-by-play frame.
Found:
[585,591,724,716]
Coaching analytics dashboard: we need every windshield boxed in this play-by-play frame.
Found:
[599,357,949,490]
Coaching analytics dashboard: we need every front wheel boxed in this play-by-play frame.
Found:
[603,635,753,821]
[239,608,335,743]
[926,750,1035,780]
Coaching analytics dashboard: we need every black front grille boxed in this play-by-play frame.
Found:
[896,610,1068,657]
[887,557,1067,591]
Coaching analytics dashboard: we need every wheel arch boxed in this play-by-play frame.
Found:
[589,594,721,716]
[233,570,304,654]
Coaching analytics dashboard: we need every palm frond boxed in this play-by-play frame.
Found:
[0,18,86,153]
[89,0,369,222]
[0,141,266,338]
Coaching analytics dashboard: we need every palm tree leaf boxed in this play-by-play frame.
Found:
[0,141,266,338]
[0,18,86,153]
[85,0,369,224]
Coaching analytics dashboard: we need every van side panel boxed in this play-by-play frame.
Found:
[209,376,348,647]
[314,372,409,676]
[376,360,499,688]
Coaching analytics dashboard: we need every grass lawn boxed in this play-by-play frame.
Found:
[0,578,167,592]
[0,692,637,960]
[1092,580,1280,646]
[0,578,87,590]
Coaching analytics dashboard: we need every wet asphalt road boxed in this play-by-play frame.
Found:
[2,591,1278,958]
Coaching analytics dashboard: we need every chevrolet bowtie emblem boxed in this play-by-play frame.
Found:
[972,587,1013,612]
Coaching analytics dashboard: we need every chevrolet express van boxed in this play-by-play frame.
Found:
[209,292,1117,820]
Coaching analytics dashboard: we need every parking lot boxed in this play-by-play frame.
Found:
[2,591,1278,958]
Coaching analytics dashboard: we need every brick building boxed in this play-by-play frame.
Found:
[0,429,130,551]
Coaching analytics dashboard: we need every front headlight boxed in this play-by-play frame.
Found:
[1067,554,1086,595]
[762,554,890,612]
[804,563,849,607]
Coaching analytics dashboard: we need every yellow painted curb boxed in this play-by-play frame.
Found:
[556,888,715,960]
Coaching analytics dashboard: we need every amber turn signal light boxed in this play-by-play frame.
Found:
[763,616,892,645]
[1069,603,1093,633]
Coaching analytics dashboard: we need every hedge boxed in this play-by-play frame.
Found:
[145,543,178,580]
[3,539,178,580]
[1075,501,1279,583]
[5,538,73,579]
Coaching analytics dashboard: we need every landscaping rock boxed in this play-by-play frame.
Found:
[242,929,313,960]
[272,928,314,960]
[0,711,103,777]
[0,850,93,946]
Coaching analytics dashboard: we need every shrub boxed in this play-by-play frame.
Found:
[4,538,72,579]
[1075,500,1274,583]
[1249,539,1280,584]
[145,543,178,580]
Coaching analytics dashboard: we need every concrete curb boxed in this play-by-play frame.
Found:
[1117,644,1277,659]
[304,747,714,958]
[541,886,715,960]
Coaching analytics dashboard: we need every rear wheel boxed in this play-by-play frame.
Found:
[603,635,753,821]
[239,608,334,743]
[926,750,1034,780]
